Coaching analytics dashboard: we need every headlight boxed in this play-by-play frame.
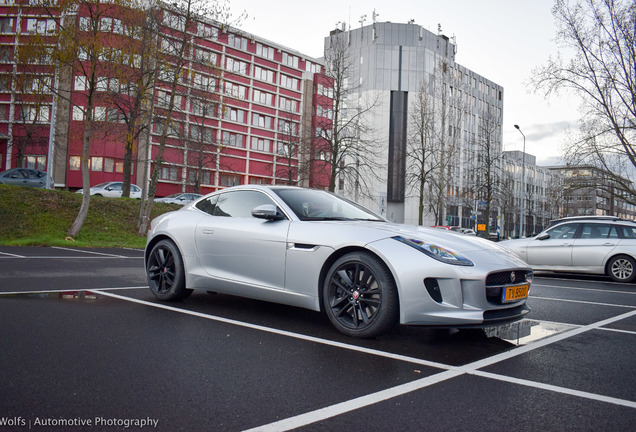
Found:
[393,236,474,266]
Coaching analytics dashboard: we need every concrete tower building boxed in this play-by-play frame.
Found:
[325,20,504,227]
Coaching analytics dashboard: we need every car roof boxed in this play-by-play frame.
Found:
[547,216,636,229]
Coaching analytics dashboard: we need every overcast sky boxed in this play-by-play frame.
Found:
[228,0,579,165]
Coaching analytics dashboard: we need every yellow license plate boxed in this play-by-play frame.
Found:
[502,284,529,303]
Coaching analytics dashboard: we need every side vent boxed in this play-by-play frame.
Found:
[424,278,443,303]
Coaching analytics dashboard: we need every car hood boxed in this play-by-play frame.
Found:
[287,220,527,266]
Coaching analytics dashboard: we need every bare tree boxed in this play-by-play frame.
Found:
[137,0,239,234]
[275,110,301,185]
[531,0,635,201]
[406,80,438,225]
[414,60,466,226]
[39,0,146,237]
[471,109,504,236]
[318,32,381,195]
[106,3,160,198]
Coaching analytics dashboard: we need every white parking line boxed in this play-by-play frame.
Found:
[51,247,131,258]
[530,295,636,309]
[533,283,636,296]
[0,287,148,296]
[91,290,453,370]
[0,251,26,258]
[89,289,636,431]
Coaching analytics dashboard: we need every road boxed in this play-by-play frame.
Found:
[0,246,635,431]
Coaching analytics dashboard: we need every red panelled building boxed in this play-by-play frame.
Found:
[0,1,332,195]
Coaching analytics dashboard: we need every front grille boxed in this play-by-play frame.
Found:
[485,269,533,304]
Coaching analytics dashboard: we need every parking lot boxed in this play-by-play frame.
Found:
[1,246,635,431]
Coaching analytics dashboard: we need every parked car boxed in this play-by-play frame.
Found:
[76,181,141,198]
[0,168,53,189]
[145,185,533,337]
[155,193,203,205]
[500,216,636,283]
[450,226,477,235]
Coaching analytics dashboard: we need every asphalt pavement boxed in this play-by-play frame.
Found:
[0,246,635,431]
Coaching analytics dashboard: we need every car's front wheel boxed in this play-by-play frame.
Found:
[323,251,398,338]
[607,255,636,283]
[146,239,192,301]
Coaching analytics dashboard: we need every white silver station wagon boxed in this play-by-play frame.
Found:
[500,216,636,283]
[145,186,533,337]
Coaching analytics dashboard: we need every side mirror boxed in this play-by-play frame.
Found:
[252,204,285,221]
[536,233,550,240]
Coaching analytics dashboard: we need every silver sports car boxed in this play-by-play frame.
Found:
[145,185,533,337]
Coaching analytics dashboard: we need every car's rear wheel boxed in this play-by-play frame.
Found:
[147,239,192,301]
[323,252,398,338]
[607,255,636,283]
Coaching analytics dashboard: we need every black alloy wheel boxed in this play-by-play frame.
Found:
[323,252,398,338]
[146,239,192,301]
[608,255,636,283]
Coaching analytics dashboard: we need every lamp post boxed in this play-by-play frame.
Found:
[514,124,526,238]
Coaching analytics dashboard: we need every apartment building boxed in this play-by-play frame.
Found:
[324,21,504,226]
[0,1,332,196]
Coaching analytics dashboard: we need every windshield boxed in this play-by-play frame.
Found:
[273,188,384,222]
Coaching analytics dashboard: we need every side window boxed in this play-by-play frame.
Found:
[608,226,619,239]
[619,226,636,239]
[580,224,611,239]
[195,194,219,215]
[213,190,276,218]
[548,223,579,240]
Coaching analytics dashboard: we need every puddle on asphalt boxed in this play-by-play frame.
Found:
[484,319,577,346]
[0,290,100,300]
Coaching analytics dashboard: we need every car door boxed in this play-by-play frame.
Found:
[526,223,580,268]
[194,190,290,290]
[129,184,141,199]
[2,169,28,186]
[24,169,48,188]
[570,223,617,271]
[106,182,124,197]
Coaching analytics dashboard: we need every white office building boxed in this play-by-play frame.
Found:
[324,21,504,227]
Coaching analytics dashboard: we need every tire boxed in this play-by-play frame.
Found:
[146,239,192,301]
[323,251,399,338]
[607,255,636,283]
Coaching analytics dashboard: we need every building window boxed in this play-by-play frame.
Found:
[104,157,114,173]
[90,157,103,171]
[0,18,13,34]
[221,131,244,148]
[189,169,211,185]
[223,107,245,123]
[252,113,272,129]
[226,57,248,75]
[69,156,81,171]
[24,155,46,170]
[253,66,275,83]
[74,76,86,91]
[197,22,218,39]
[252,89,274,106]
[220,174,241,186]
[282,52,298,68]
[280,75,298,90]
[20,106,50,123]
[72,106,84,121]
[94,107,106,121]
[256,43,274,60]
[26,18,56,35]
[228,34,247,50]
[251,137,270,152]
[161,166,179,181]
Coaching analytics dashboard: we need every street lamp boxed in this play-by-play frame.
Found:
[514,124,526,238]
